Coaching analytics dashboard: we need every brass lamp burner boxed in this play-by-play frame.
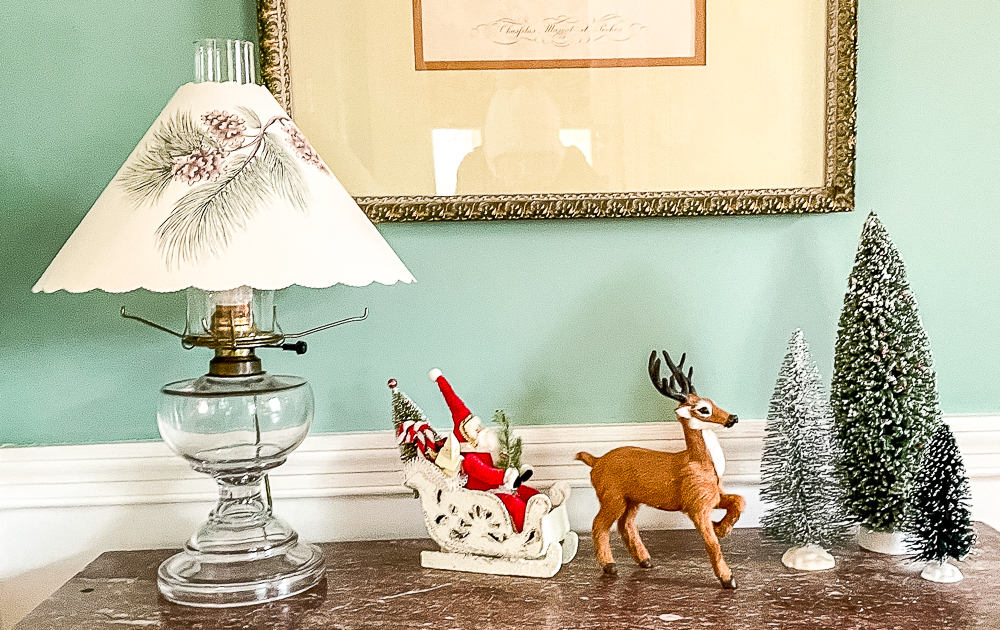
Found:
[196,303,282,377]
[121,305,368,376]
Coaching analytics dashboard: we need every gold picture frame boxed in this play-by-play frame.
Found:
[256,0,856,222]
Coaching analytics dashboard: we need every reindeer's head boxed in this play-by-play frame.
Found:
[648,351,738,429]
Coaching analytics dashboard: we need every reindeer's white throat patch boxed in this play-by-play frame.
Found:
[681,416,726,477]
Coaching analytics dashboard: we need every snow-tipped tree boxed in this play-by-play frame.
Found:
[760,330,851,568]
[831,213,941,533]
[390,379,441,462]
[908,422,976,575]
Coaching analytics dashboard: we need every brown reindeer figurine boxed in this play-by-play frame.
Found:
[576,351,746,588]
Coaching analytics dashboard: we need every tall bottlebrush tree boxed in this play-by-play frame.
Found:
[831,213,942,533]
[908,423,976,565]
[761,330,851,559]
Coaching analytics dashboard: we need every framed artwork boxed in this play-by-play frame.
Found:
[257,0,856,222]
[413,0,705,70]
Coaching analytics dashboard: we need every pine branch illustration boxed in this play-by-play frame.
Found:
[259,131,308,212]
[118,111,217,204]
[156,152,272,268]
[237,106,261,129]
[154,126,311,268]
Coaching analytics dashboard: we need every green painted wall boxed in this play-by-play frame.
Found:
[2,2,998,447]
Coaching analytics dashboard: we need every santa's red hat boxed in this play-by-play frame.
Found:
[429,368,475,443]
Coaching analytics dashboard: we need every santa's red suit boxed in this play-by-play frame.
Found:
[430,369,539,532]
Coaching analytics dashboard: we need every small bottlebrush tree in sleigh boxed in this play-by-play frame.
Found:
[388,372,576,577]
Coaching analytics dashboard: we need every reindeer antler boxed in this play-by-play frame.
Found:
[648,350,696,402]
[665,351,697,396]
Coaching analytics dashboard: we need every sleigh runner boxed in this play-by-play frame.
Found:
[390,376,577,577]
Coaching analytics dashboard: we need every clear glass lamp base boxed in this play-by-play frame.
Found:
[158,371,325,606]
[157,474,326,607]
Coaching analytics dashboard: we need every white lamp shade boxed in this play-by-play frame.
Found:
[33,82,414,293]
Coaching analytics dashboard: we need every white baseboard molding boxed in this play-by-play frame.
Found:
[3,416,999,510]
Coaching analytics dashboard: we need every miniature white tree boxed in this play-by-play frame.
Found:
[761,330,851,570]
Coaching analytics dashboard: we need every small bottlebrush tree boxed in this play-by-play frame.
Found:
[389,379,440,462]
[760,330,851,550]
[908,423,976,564]
[831,213,942,533]
[493,410,523,470]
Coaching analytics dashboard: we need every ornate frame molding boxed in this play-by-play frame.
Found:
[256,0,856,222]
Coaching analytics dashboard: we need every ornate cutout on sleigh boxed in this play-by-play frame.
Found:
[390,379,578,577]
[403,457,577,577]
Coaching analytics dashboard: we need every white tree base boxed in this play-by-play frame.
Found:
[781,544,836,571]
[920,559,963,583]
[857,528,910,555]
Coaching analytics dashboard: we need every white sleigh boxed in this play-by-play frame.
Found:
[402,457,578,577]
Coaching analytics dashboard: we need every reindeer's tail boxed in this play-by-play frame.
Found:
[575,452,597,467]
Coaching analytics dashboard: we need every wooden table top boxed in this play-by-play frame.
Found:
[13,524,999,629]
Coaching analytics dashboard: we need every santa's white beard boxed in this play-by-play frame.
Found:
[475,427,499,453]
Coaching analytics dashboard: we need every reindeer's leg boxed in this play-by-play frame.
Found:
[713,493,746,539]
[617,501,652,568]
[592,496,626,576]
[690,509,737,589]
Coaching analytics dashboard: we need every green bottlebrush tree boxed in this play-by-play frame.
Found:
[831,213,942,532]
[493,409,523,470]
[908,423,976,563]
[389,379,440,462]
[761,330,852,548]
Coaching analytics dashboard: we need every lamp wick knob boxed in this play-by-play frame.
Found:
[280,341,308,355]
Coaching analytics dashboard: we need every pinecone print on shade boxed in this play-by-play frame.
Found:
[201,110,246,147]
[171,146,226,184]
[282,120,328,173]
[119,98,338,269]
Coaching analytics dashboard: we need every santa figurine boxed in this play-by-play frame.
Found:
[429,368,539,532]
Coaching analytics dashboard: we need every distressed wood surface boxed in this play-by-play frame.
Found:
[13,525,999,629]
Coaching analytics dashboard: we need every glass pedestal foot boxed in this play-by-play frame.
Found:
[158,536,326,607]
[157,371,326,607]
